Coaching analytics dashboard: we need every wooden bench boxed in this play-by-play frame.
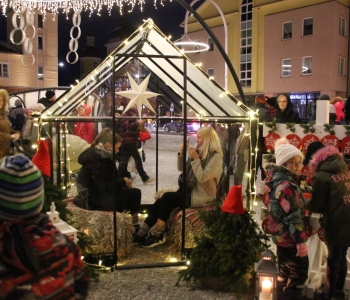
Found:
[64,198,133,259]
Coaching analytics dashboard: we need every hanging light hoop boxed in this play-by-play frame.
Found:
[21,52,35,66]
[25,9,34,25]
[12,12,25,29]
[23,38,33,53]
[174,41,210,53]
[10,29,26,45]
[69,26,81,40]
[66,51,79,64]
[24,24,36,40]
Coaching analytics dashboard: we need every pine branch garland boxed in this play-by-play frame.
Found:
[299,122,315,134]
[323,123,335,135]
[286,122,296,133]
[263,118,277,133]
[344,125,350,136]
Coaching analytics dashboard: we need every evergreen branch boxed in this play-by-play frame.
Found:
[299,122,315,134]
[323,123,335,135]
[263,118,277,133]
[344,125,350,136]
[286,122,296,133]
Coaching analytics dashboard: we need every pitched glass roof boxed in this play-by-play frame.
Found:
[42,19,250,120]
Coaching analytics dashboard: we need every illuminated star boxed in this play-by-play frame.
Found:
[115,72,161,118]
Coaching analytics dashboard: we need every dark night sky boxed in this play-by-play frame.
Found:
[0,0,191,86]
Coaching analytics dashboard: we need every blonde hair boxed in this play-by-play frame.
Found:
[0,89,9,113]
[330,96,344,104]
[90,128,122,148]
[197,126,223,159]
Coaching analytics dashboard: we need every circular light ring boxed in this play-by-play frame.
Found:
[25,9,34,25]
[72,11,81,27]
[24,38,33,54]
[69,25,81,40]
[174,41,210,53]
[10,29,26,45]
[24,24,36,40]
[66,51,79,64]
[21,52,35,66]
[12,12,25,29]
[69,38,79,52]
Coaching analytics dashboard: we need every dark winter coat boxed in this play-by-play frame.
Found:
[117,111,139,144]
[264,164,308,248]
[0,214,89,299]
[275,108,300,123]
[8,106,25,131]
[77,146,127,210]
[308,146,350,246]
[37,97,51,108]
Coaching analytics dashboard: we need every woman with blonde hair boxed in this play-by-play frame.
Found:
[330,96,345,124]
[0,89,20,158]
[134,126,223,248]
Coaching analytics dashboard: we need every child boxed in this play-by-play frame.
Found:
[307,145,350,300]
[263,137,309,300]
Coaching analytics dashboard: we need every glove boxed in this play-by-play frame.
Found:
[296,243,308,257]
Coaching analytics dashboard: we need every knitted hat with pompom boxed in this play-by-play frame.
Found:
[274,137,303,166]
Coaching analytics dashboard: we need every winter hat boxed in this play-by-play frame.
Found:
[78,104,92,116]
[318,94,330,100]
[221,185,247,214]
[0,154,44,221]
[255,94,266,105]
[266,97,276,107]
[32,140,51,177]
[15,99,22,107]
[274,137,304,166]
[308,145,342,174]
[303,141,325,166]
[45,90,55,100]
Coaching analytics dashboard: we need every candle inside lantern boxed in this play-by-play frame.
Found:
[260,278,272,300]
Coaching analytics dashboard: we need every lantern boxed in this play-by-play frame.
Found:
[47,202,78,244]
[254,250,278,300]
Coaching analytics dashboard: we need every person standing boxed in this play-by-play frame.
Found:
[0,154,89,299]
[8,99,25,132]
[307,145,350,300]
[134,126,223,248]
[77,128,141,227]
[275,93,301,123]
[74,104,95,144]
[38,90,56,108]
[117,107,155,184]
[0,89,20,159]
[263,137,309,300]
[262,96,277,122]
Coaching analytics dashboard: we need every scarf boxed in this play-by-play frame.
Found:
[95,142,112,158]
[186,150,217,188]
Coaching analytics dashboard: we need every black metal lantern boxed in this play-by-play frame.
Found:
[254,250,278,300]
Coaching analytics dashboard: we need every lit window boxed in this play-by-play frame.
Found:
[303,18,313,36]
[283,22,292,40]
[207,37,214,51]
[339,17,347,36]
[0,63,9,77]
[301,56,312,75]
[38,66,44,80]
[38,36,43,50]
[282,59,291,77]
[207,68,214,77]
[240,0,252,88]
[339,56,346,76]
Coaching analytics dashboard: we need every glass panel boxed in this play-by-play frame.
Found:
[303,18,313,36]
[283,22,292,39]
[302,57,312,74]
[282,59,291,77]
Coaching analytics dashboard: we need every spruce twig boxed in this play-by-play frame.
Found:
[286,122,296,133]
[263,117,277,133]
[324,123,335,135]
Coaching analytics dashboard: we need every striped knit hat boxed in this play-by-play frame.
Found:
[0,154,44,221]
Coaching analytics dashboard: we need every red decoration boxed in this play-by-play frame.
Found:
[264,133,281,151]
[321,135,340,148]
[261,217,271,234]
[301,166,313,183]
[341,136,350,155]
[301,134,320,152]
[286,134,302,149]
[261,193,269,207]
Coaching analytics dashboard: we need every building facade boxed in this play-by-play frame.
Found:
[0,11,58,93]
[185,0,350,117]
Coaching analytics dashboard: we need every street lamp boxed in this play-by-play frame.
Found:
[254,250,278,300]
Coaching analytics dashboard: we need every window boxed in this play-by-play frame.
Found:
[38,14,43,29]
[38,36,43,50]
[283,22,292,40]
[38,66,44,80]
[282,59,292,77]
[339,17,347,36]
[0,63,8,77]
[240,0,252,88]
[207,68,214,77]
[301,56,312,75]
[303,18,313,36]
[207,37,214,51]
[339,56,346,76]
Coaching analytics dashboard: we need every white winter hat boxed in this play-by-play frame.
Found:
[275,137,304,166]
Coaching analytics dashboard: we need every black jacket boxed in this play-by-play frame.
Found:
[37,97,51,108]
[77,147,126,210]
[308,146,350,246]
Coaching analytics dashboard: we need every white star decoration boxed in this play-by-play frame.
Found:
[265,135,276,148]
[115,72,161,118]
[288,137,300,148]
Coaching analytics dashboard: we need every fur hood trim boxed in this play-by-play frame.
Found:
[308,145,342,174]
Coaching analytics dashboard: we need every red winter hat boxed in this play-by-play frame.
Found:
[78,104,92,116]
[221,185,247,214]
[32,140,51,177]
